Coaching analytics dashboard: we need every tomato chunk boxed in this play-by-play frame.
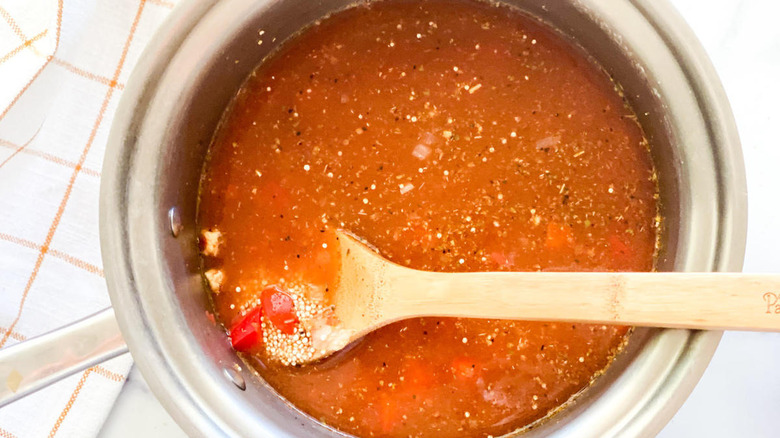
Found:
[608,234,637,270]
[260,180,291,210]
[545,221,573,249]
[609,234,633,258]
[377,393,396,434]
[261,286,299,334]
[450,357,478,379]
[490,251,516,269]
[229,306,263,352]
[401,359,434,390]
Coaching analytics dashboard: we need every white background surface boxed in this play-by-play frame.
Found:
[98,0,780,436]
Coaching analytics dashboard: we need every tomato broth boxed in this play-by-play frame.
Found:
[198,0,658,436]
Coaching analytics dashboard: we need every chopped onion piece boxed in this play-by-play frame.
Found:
[536,136,560,149]
[200,228,223,257]
[419,131,437,145]
[204,269,224,293]
[399,182,415,194]
[412,144,431,160]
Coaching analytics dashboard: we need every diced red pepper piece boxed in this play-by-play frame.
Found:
[450,357,477,379]
[545,221,573,249]
[261,286,299,334]
[229,306,263,352]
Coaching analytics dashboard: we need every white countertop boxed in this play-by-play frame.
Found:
[99,0,780,436]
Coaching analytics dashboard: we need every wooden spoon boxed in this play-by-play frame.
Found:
[309,230,780,361]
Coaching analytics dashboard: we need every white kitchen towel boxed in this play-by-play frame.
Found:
[0,0,178,436]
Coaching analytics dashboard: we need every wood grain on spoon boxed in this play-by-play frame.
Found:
[314,230,780,361]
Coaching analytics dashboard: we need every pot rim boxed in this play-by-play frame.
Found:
[100,0,747,437]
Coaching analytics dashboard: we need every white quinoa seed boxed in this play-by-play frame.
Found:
[260,282,332,366]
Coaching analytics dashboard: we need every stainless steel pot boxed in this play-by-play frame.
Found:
[0,0,747,436]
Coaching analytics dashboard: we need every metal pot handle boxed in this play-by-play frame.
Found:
[0,307,128,407]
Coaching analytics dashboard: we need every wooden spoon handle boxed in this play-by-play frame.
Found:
[385,272,780,331]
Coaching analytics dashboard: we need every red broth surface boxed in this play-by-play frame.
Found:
[198,0,658,436]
